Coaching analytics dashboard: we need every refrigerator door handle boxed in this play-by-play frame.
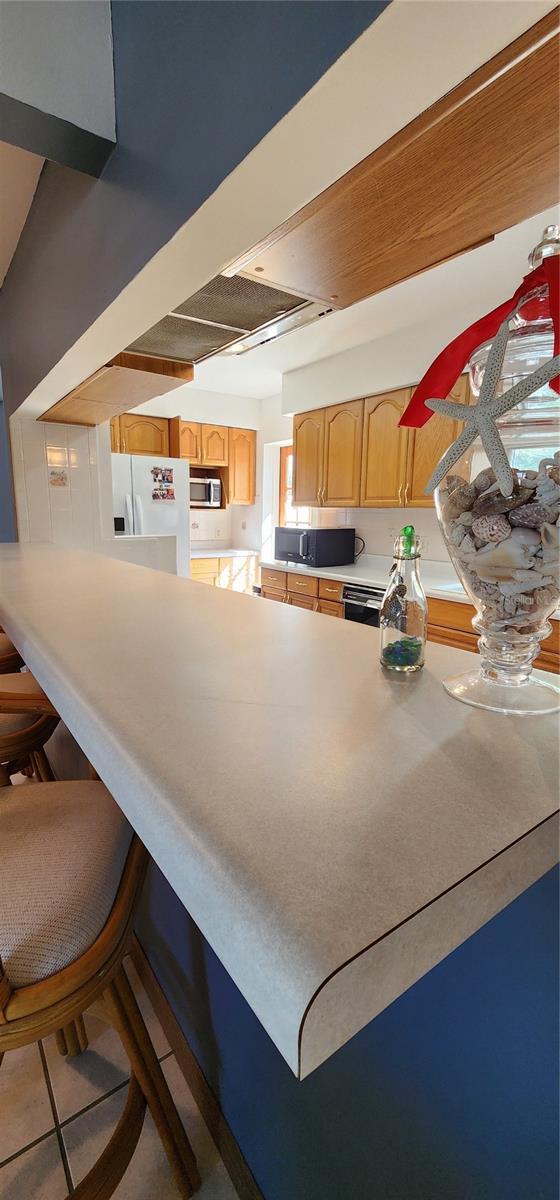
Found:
[124,494,133,536]
[134,493,144,535]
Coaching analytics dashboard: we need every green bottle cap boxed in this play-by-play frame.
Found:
[394,524,419,559]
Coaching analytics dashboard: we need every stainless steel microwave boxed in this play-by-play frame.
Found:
[190,477,221,507]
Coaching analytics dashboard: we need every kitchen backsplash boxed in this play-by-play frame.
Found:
[334,506,448,561]
[190,507,233,543]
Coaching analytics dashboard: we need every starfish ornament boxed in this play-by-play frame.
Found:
[424,313,560,496]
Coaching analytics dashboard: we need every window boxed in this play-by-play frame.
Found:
[279,445,310,528]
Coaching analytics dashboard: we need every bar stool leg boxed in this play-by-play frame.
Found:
[104,966,200,1198]
[57,1015,89,1057]
[31,747,55,782]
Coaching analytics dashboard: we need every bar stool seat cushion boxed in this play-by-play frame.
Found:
[0,709,45,737]
[0,781,133,988]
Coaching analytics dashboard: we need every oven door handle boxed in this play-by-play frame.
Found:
[344,596,382,608]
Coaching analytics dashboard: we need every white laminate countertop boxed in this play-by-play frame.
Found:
[0,545,557,1078]
[191,547,259,559]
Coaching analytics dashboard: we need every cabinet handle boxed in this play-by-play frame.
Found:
[398,483,403,504]
[404,483,409,505]
[316,488,321,504]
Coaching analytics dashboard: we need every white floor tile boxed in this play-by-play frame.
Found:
[0,1134,67,1200]
[0,1043,54,1163]
[63,1054,239,1199]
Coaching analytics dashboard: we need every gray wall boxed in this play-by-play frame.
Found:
[0,1,387,418]
[0,400,17,541]
[0,0,115,138]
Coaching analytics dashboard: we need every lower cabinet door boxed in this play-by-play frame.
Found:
[261,586,286,603]
[287,593,317,611]
[317,599,344,618]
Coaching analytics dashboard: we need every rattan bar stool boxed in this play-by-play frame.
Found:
[0,672,59,785]
[0,631,23,674]
[0,780,200,1198]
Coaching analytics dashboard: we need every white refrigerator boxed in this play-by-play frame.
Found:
[111,453,190,577]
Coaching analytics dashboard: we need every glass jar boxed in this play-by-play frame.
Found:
[433,234,560,714]
[380,525,428,672]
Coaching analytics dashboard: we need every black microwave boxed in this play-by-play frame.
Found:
[274,526,355,568]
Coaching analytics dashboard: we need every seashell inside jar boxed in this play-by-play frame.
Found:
[434,447,560,713]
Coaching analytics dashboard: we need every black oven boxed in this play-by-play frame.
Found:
[343,584,384,627]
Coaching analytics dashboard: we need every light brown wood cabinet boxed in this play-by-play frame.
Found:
[260,568,343,619]
[293,409,325,505]
[405,375,470,506]
[323,400,364,506]
[191,555,257,595]
[169,418,202,463]
[260,576,559,672]
[111,413,169,456]
[201,424,229,467]
[293,401,363,507]
[360,389,411,507]
[294,377,471,509]
[228,428,256,505]
[428,597,558,675]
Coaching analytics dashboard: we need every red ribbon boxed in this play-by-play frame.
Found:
[399,257,560,428]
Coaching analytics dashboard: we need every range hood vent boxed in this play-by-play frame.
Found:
[126,274,336,365]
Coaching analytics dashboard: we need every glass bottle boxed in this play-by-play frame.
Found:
[380,525,428,672]
[433,225,560,715]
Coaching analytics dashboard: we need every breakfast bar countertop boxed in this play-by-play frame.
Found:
[0,544,557,1079]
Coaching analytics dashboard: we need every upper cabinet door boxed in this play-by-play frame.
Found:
[120,413,170,456]
[322,400,364,507]
[406,374,471,507]
[360,390,410,507]
[169,418,202,462]
[110,416,121,452]
[293,409,325,506]
[229,428,256,505]
[201,424,229,467]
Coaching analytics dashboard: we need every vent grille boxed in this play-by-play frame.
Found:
[128,316,237,363]
[173,274,305,332]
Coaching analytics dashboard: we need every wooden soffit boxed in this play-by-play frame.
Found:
[40,353,194,427]
[228,10,560,307]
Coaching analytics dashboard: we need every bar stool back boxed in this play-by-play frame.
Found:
[0,781,200,1198]
[0,672,59,784]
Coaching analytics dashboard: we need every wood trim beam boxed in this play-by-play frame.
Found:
[110,353,194,382]
[0,90,114,178]
[226,9,560,305]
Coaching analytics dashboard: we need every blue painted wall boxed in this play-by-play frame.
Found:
[0,0,388,415]
[137,865,559,1200]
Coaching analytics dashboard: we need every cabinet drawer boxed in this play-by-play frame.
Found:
[191,558,219,576]
[287,573,318,597]
[261,567,286,590]
[288,593,317,611]
[261,586,285,603]
[317,599,344,618]
[318,578,343,601]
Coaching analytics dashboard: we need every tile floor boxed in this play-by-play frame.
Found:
[0,957,240,1199]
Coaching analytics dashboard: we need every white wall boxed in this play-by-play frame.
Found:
[10,418,179,574]
[0,1,115,140]
[134,386,261,430]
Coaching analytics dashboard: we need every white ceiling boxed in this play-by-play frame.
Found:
[0,140,43,287]
[192,206,560,400]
